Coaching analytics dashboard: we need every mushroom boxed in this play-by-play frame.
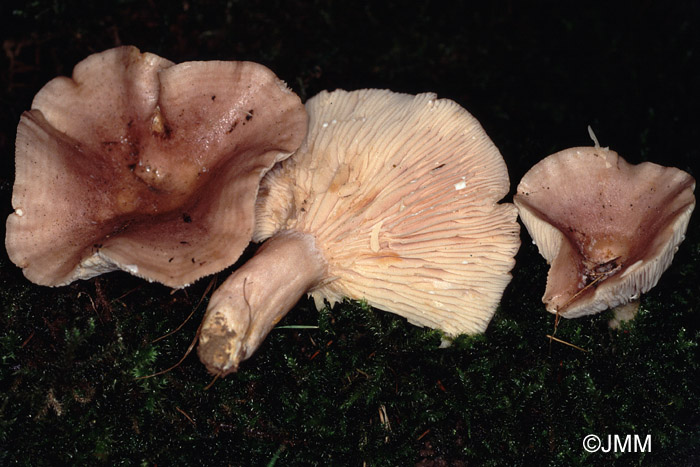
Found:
[6,46,307,287]
[198,89,520,375]
[514,145,695,319]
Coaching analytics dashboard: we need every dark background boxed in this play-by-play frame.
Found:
[1,1,698,465]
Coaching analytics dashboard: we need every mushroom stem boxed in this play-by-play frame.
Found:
[608,299,641,329]
[197,230,327,375]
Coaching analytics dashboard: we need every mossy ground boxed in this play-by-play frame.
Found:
[1,1,698,465]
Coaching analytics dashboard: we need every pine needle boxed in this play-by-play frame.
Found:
[152,276,217,344]
[204,372,221,391]
[175,406,196,426]
[135,277,217,380]
[135,324,202,380]
[546,334,588,352]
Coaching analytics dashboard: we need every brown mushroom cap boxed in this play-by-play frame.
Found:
[514,146,696,317]
[255,89,520,335]
[6,46,307,287]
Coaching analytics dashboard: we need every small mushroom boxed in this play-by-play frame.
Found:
[6,46,307,287]
[514,145,695,318]
[198,89,520,374]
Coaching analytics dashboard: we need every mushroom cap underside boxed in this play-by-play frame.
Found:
[514,146,696,317]
[6,46,307,287]
[255,89,521,335]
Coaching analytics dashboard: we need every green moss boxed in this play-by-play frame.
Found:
[1,245,699,464]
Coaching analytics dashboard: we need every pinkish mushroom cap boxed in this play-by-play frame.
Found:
[514,146,695,317]
[6,46,307,287]
[198,89,520,374]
